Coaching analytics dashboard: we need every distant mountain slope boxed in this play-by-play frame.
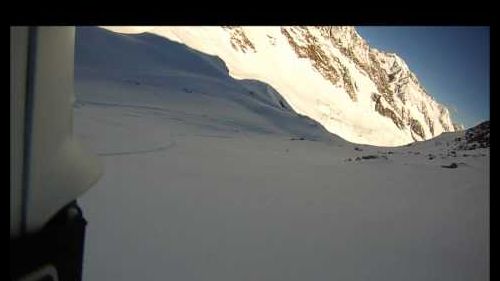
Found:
[102,26,457,146]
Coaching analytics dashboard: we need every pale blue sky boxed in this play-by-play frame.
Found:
[356,26,489,129]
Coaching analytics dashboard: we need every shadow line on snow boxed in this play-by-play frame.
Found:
[98,141,176,157]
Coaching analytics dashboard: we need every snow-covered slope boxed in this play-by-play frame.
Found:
[102,26,458,146]
[74,27,488,281]
[75,27,339,144]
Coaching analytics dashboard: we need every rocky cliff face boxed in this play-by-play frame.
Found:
[281,27,358,102]
[461,121,489,150]
[222,26,256,53]
[279,26,456,142]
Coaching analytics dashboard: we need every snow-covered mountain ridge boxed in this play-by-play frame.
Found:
[103,26,460,146]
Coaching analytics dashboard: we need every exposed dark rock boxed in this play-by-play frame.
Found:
[426,116,434,136]
[409,118,426,139]
[277,100,288,109]
[223,26,256,53]
[281,27,357,101]
[266,34,277,46]
[461,121,490,150]
[372,93,405,130]
[441,163,458,169]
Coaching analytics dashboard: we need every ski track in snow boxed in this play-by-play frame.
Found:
[77,99,275,136]
[97,140,176,157]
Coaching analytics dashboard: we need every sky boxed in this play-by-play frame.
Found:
[355,26,489,129]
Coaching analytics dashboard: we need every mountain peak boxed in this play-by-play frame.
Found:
[102,26,457,146]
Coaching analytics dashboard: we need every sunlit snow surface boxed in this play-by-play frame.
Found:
[75,27,488,281]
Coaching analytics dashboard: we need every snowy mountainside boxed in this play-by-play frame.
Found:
[103,26,457,146]
[74,27,488,281]
[75,27,338,143]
